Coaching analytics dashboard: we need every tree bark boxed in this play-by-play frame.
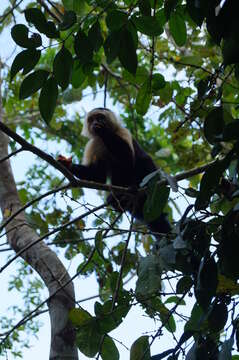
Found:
[0,132,78,358]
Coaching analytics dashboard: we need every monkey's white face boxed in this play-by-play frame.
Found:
[87,113,107,135]
[81,108,120,138]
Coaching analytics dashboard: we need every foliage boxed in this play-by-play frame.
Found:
[1,0,239,359]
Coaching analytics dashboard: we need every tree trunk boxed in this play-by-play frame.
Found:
[0,129,78,358]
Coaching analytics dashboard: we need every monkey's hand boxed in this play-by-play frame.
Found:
[57,155,73,169]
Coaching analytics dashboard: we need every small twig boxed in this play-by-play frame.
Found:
[149,0,156,87]
[46,0,63,18]
[96,216,133,359]
[0,202,106,274]
[0,0,24,22]
[37,0,61,22]
[104,71,108,108]
[0,248,96,345]
[112,217,133,308]
[0,147,23,164]
[0,184,70,233]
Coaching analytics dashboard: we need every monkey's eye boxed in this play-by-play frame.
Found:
[88,114,105,123]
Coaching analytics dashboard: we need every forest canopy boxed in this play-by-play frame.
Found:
[1,0,239,359]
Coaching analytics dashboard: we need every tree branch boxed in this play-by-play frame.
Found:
[0,119,216,197]
[0,202,106,274]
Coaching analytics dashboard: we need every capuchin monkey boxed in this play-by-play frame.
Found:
[58,108,171,238]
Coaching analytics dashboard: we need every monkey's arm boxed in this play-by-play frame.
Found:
[95,126,134,166]
[70,163,107,183]
[58,156,107,183]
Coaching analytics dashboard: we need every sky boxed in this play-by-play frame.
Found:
[0,1,193,359]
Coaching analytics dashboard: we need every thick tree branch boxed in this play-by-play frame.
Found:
[0,121,78,184]
[0,118,216,197]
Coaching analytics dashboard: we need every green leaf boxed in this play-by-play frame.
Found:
[53,46,73,90]
[44,21,60,38]
[185,303,203,332]
[39,76,58,124]
[71,61,86,88]
[185,187,198,198]
[73,0,86,14]
[101,336,119,360]
[164,0,179,20]
[136,78,152,115]
[195,254,218,310]
[138,0,151,16]
[165,296,186,305]
[130,336,150,360]
[151,73,166,93]
[88,21,104,52]
[127,20,138,48]
[197,78,210,99]
[69,308,92,326]
[10,49,41,80]
[106,10,128,31]
[104,31,120,64]
[119,28,138,75]
[25,8,59,38]
[223,36,239,65]
[132,15,163,36]
[143,184,170,222]
[204,107,225,144]
[62,0,74,10]
[176,276,193,294]
[76,320,101,357]
[158,81,173,104]
[18,188,29,204]
[74,30,93,64]
[19,69,49,99]
[195,157,230,210]
[95,300,130,334]
[186,0,204,27]
[208,302,228,332]
[95,230,104,257]
[24,8,47,33]
[58,10,77,31]
[158,303,176,333]
[135,255,162,300]
[169,12,187,47]
[11,24,42,48]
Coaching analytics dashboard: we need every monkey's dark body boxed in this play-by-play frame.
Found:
[68,123,171,237]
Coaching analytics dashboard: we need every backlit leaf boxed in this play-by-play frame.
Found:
[106,10,128,31]
[132,15,163,36]
[10,49,41,80]
[53,46,73,90]
[74,30,93,64]
[119,28,137,75]
[169,12,187,46]
[11,24,42,48]
[130,336,150,360]
[136,78,152,115]
[39,76,58,124]
[19,69,49,99]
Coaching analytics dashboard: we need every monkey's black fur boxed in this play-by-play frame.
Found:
[59,109,171,237]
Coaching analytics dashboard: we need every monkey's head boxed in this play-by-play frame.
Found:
[82,108,120,138]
